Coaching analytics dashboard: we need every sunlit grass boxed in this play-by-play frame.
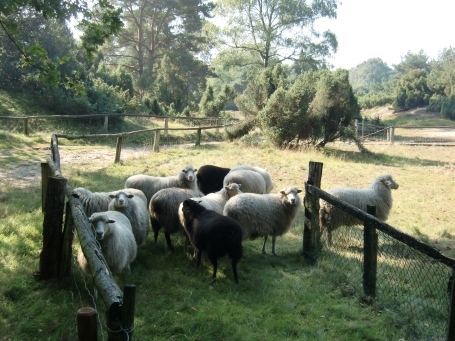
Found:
[1,106,455,340]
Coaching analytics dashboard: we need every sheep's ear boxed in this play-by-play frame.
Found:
[280,190,286,195]
[297,189,302,193]
[109,194,115,199]
[108,219,115,224]
[182,168,187,173]
[128,194,134,198]
[194,168,197,172]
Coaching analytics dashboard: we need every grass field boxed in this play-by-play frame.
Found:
[1,106,455,340]
[0,126,455,340]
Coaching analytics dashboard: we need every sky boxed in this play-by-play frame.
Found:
[315,0,455,70]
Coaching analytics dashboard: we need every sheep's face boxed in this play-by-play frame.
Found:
[110,192,134,208]
[384,177,399,190]
[279,187,302,206]
[182,166,197,182]
[90,219,115,240]
[225,183,242,198]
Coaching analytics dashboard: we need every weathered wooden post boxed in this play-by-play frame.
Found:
[104,115,109,132]
[153,130,160,152]
[355,119,359,138]
[164,118,169,137]
[115,136,123,163]
[107,303,123,341]
[448,267,455,341]
[363,205,378,299]
[59,201,74,279]
[361,118,365,138]
[41,162,53,213]
[390,126,395,144]
[77,307,98,341]
[303,161,323,264]
[23,118,29,136]
[122,284,137,340]
[40,176,67,279]
[216,119,220,133]
[195,128,202,146]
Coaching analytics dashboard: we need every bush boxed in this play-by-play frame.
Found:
[441,95,455,120]
[224,117,256,141]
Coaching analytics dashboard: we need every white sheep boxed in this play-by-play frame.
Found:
[125,165,198,205]
[73,187,147,217]
[230,165,274,193]
[319,174,399,246]
[223,169,267,194]
[187,183,242,215]
[149,187,204,252]
[108,190,150,245]
[77,211,137,275]
[223,186,302,255]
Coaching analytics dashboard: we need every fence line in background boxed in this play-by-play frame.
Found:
[40,134,136,341]
[303,161,455,340]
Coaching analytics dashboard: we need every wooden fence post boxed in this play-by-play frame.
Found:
[303,161,323,264]
[59,201,74,279]
[448,267,455,341]
[195,128,201,146]
[41,162,53,213]
[77,307,98,341]
[363,205,378,299]
[115,136,123,163]
[390,126,395,144]
[122,284,137,340]
[153,130,160,152]
[164,118,169,137]
[107,302,123,341]
[40,176,67,279]
[24,118,29,136]
[104,115,109,132]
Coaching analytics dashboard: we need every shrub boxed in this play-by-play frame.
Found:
[225,117,256,141]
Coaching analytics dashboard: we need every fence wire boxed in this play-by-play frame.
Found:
[320,226,452,340]
[358,123,455,145]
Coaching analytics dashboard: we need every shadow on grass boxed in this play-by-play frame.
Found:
[322,147,452,167]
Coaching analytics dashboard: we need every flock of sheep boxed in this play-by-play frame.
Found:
[75,164,399,283]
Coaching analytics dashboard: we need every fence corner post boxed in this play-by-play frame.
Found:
[164,118,169,137]
[390,126,395,144]
[40,176,67,279]
[104,115,109,132]
[303,161,323,264]
[24,118,29,136]
[363,205,378,299]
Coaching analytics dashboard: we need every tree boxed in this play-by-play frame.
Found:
[1,0,123,86]
[392,69,431,112]
[257,68,359,147]
[199,85,235,117]
[349,58,394,94]
[215,0,339,68]
[105,0,213,84]
[394,50,430,74]
[235,63,289,117]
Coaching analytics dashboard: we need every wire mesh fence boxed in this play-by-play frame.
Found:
[357,123,455,145]
[319,223,453,340]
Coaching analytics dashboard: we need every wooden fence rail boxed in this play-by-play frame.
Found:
[302,161,455,341]
[40,134,136,340]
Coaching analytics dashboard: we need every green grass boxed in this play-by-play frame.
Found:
[1,105,455,340]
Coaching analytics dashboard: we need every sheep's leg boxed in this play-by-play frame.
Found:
[271,236,277,256]
[211,259,218,284]
[261,236,268,254]
[196,249,202,268]
[232,261,239,284]
[164,232,174,252]
[151,219,160,243]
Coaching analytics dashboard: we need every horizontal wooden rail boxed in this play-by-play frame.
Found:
[306,182,455,268]
[0,113,230,120]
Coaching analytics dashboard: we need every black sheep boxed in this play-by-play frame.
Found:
[196,165,231,195]
[180,199,243,283]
